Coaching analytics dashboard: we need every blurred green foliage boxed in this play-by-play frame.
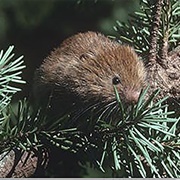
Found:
[0,1,139,177]
[0,0,138,99]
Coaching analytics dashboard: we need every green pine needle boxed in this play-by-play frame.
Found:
[0,46,26,112]
[0,47,179,177]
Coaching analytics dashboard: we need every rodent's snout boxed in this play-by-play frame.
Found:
[124,88,140,104]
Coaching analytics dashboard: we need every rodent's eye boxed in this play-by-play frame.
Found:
[112,76,121,85]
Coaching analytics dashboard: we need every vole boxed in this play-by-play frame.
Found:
[34,31,146,117]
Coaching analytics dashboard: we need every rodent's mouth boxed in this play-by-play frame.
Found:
[109,86,141,105]
[119,88,141,105]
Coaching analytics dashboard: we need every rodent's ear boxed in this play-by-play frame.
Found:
[79,51,96,61]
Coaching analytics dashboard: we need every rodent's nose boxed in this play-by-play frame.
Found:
[125,89,140,104]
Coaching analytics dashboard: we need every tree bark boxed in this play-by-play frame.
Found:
[0,149,49,177]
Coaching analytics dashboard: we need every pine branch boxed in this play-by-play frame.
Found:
[114,0,180,101]
[114,0,180,61]
[159,0,170,67]
[0,1,179,178]
[1,87,179,177]
[148,0,163,65]
[0,46,25,112]
[0,98,79,177]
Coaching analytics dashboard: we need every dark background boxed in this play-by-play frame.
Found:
[0,0,140,177]
[0,0,139,99]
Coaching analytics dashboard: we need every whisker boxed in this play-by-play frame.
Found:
[70,101,102,124]
[97,101,117,122]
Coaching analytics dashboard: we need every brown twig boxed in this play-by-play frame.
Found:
[148,0,164,65]
[158,0,170,68]
[0,149,49,177]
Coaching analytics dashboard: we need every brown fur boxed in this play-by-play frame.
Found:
[34,31,146,113]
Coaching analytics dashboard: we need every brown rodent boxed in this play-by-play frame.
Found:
[34,31,146,117]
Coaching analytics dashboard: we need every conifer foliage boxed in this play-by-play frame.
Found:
[0,0,179,178]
